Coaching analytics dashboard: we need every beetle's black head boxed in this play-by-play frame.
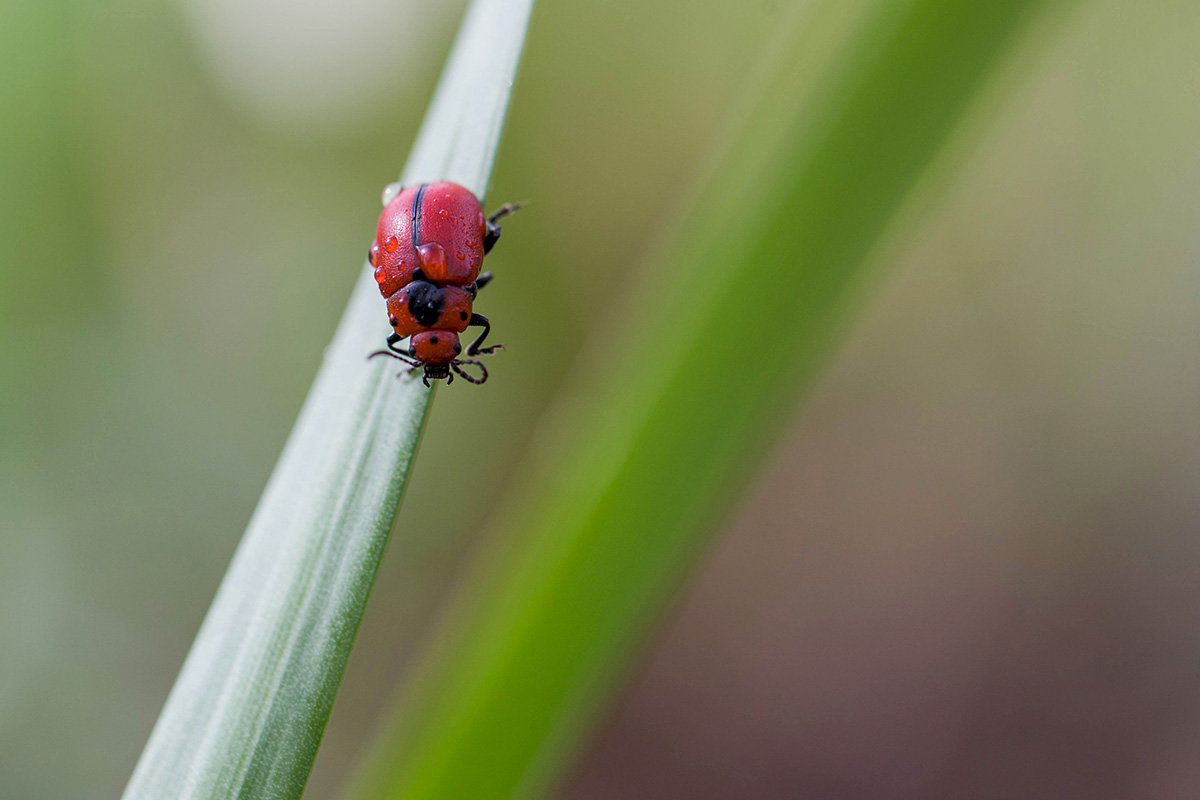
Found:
[418,358,490,386]
[422,363,450,381]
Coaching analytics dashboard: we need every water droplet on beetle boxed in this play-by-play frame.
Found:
[381,182,402,207]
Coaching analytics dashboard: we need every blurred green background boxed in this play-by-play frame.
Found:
[3,0,1199,798]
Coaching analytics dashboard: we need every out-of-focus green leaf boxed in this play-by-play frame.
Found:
[343,0,1066,798]
[120,1,534,798]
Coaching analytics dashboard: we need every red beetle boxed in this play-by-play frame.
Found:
[367,181,520,385]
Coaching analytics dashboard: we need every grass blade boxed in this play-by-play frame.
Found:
[343,0,1066,798]
[120,1,534,798]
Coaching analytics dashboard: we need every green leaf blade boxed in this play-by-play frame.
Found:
[120,2,534,798]
[345,0,1067,798]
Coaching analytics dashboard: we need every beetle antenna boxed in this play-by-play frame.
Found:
[450,359,488,384]
[368,349,418,368]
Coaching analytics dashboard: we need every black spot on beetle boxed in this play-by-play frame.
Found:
[460,311,469,321]
[389,315,398,327]
[406,281,445,326]
[453,343,462,354]
[430,335,440,345]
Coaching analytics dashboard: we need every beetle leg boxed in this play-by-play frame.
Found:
[488,202,524,224]
[466,272,494,298]
[369,333,419,366]
[466,313,503,356]
[384,331,415,357]
[483,201,524,254]
[484,221,501,254]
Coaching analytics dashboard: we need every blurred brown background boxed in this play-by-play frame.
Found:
[2,0,1199,797]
